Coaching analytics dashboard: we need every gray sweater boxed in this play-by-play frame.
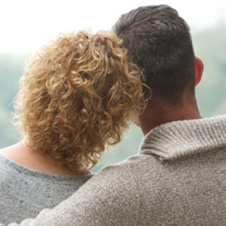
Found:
[0,155,92,224]
[1,115,226,226]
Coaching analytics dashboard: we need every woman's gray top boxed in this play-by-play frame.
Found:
[0,154,92,224]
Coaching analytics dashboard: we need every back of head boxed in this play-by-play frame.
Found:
[113,5,196,105]
[14,31,144,171]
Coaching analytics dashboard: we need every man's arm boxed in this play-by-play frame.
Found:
[1,165,140,226]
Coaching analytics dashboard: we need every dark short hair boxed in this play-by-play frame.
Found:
[113,5,196,104]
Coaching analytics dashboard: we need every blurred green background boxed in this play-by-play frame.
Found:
[0,23,226,172]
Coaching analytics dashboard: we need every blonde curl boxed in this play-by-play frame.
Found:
[14,30,146,171]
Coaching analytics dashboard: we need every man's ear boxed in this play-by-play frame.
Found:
[195,56,204,86]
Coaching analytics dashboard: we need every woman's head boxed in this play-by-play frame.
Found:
[14,31,145,171]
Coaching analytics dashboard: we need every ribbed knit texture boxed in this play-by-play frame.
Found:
[1,115,226,226]
[140,115,226,160]
[0,155,92,224]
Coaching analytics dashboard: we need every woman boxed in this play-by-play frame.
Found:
[0,30,145,224]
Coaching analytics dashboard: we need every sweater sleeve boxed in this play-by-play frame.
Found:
[1,165,140,226]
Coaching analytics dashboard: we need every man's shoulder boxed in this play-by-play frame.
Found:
[87,153,159,192]
[97,153,154,178]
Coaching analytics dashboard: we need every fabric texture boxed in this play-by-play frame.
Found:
[0,155,92,224]
[1,115,226,226]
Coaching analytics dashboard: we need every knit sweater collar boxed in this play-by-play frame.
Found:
[139,114,226,161]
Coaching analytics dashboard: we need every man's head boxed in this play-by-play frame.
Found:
[113,5,202,106]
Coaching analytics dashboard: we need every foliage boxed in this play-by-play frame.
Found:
[193,23,226,116]
[0,54,27,147]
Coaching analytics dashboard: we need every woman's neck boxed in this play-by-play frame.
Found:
[0,140,90,176]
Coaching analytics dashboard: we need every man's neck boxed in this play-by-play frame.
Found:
[139,99,201,135]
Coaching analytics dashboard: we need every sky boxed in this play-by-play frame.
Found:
[0,0,225,53]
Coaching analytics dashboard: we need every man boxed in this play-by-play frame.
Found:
[2,5,226,226]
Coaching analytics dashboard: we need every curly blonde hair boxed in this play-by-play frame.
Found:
[14,30,145,171]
